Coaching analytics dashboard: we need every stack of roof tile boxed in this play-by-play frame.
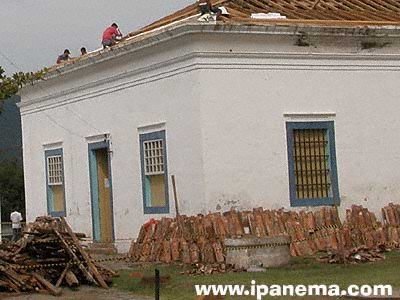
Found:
[342,205,386,249]
[128,207,343,263]
[129,204,400,265]
[382,203,400,246]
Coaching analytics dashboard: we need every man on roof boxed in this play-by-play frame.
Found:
[198,0,222,18]
[80,47,87,56]
[102,23,123,49]
[56,49,71,64]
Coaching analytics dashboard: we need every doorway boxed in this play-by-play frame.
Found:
[88,141,114,243]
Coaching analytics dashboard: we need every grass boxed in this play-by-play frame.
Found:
[112,251,400,299]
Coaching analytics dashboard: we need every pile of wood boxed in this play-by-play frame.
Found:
[0,216,116,295]
[318,245,387,264]
[129,204,400,266]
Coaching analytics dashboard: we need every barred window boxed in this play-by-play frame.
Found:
[140,130,169,214]
[293,129,330,199]
[143,140,164,175]
[47,155,63,185]
[286,121,339,207]
[45,149,66,217]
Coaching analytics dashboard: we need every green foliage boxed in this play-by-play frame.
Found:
[0,160,25,221]
[0,66,47,102]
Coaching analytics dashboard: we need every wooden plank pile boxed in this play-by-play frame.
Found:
[0,216,116,295]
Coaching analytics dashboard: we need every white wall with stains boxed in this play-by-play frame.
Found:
[20,27,400,252]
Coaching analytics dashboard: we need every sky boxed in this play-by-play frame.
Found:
[0,0,192,74]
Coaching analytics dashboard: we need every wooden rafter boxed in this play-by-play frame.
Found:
[126,0,400,40]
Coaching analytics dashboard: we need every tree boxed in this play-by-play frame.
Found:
[0,66,47,110]
[0,65,42,220]
[0,160,25,221]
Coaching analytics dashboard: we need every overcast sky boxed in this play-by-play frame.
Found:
[0,0,192,74]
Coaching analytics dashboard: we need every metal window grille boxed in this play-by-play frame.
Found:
[143,139,164,176]
[293,129,331,199]
[47,155,63,185]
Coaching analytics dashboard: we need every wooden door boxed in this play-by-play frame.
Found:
[96,148,113,243]
[89,143,114,243]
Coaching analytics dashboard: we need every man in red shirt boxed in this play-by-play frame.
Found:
[102,23,122,49]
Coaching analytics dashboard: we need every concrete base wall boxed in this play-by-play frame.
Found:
[225,236,291,269]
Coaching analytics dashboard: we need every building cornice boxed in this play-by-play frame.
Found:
[19,50,400,115]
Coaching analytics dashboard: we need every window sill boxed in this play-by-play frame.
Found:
[144,206,170,214]
[49,211,67,217]
[290,197,340,207]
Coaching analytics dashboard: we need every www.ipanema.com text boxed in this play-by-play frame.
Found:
[195,282,393,299]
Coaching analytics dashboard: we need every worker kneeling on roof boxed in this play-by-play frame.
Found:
[102,23,122,49]
[56,49,71,64]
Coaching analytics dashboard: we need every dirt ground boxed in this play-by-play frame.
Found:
[0,258,149,300]
[0,286,152,300]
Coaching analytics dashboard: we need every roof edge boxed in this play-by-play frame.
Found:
[23,21,400,88]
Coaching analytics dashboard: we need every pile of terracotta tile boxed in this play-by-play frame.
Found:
[128,207,343,263]
[318,245,387,264]
[339,203,400,249]
[382,203,400,246]
[0,217,116,295]
[129,204,400,265]
[342,205,386,249]
[284,207,342,256]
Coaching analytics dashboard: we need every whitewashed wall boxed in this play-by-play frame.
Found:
[20,36,208,251]
[20,27,400,251]
[195,33,400,219]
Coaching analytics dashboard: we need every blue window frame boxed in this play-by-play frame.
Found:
[44,148,66,217]
[139,130,170,214]
[286,121,340,207]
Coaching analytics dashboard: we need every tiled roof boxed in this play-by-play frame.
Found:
[128,0,400,39]
[47,0,400,74]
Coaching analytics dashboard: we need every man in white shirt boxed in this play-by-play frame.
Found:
[10,211,23,242]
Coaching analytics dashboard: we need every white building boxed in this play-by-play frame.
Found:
[19,0,400,252]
